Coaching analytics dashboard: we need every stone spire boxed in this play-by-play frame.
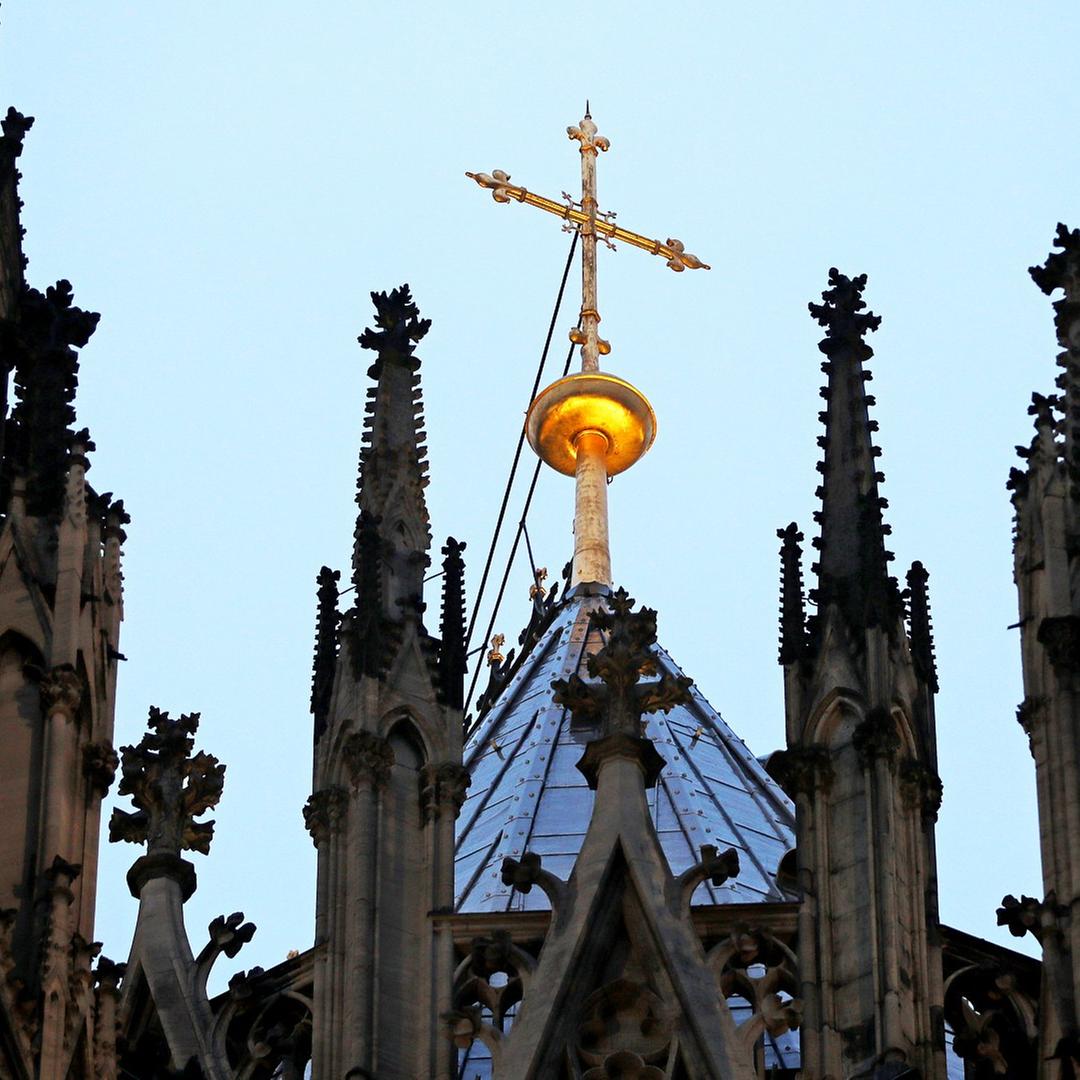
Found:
[777,269,945,1080]
[808,268,900,637]
[355,283,432,617]
[309,286,465,1080]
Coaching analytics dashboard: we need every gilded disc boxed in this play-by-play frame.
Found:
[526,372,657,477]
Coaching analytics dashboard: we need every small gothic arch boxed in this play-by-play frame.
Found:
[890,704,918,758]
[809,694,860,749]
[0,626,45,670]
[384,713,428,768]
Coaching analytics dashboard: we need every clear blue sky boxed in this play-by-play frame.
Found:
[4,3,1073,979]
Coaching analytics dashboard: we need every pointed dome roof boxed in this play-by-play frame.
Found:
[455,591,796,913]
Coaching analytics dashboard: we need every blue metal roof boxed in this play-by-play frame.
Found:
[455,592,797,913]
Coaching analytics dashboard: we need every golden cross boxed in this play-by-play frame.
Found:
[466,108,709,373]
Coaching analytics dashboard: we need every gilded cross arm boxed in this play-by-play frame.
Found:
[465,170,710,273]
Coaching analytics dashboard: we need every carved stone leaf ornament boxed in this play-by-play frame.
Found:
[108,707,225,856]
[552,588,692,739]
[899,758,944,821]
[302,786,349,846]
[341,731,395,788]
[852,706,901,767]
[357,284,431,374]
[419,762,470,820]
[82,739,119,794]
[767,744,833,798]
[39,663,83,720]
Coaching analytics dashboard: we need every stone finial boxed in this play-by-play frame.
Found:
[310,566,340,740]
[438,537,467,709]
[194,912,256,999]
[996,892,1054,943]
[1030,223,1080,301]
[500,852,568,919]
[108,707,225,857]
[553,588,691,738]
[0,107,34,164]
[669,844,742,913]
[357,283,431,374]
[554,589,688,790]
[808,268,881,359]
[103,495,130,538]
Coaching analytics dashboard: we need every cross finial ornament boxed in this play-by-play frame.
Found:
[466,108,709,371]
[466,111,707,590]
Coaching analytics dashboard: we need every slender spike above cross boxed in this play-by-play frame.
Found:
[466,107,709,372]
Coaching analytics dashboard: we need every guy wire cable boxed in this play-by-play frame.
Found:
[462,232,578,664]
[463,335,577,730]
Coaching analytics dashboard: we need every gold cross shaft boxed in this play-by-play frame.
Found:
[466,110,709,373]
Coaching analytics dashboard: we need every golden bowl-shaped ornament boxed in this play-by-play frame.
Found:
[526,372,656,478]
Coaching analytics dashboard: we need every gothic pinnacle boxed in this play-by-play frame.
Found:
[808,269,899,633]
[351,285,433,654]
[438,538,467,709]
[906,561,938,693]
[777,523,806,666]
[311,566,340,740]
